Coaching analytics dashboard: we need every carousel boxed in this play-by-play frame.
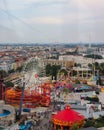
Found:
[51,105,84,130]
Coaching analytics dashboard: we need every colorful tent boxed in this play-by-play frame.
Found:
[54,81,74,92]
[51,105,84,130]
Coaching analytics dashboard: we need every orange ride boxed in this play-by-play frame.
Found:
[5,83,50,108]
[101,87,104,92]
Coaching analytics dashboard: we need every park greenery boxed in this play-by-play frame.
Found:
[0,70,8,77]
[0,59,104,89]
[88,62,104,76]
[84,54,103,59]
[72,124,79,130]
[46,64,61,80]
[84,116,104,128]
[0,67,23,88]
[4,81,14,88]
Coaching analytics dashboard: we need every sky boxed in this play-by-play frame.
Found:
[0,0,104,43]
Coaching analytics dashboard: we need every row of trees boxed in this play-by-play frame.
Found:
[0,66,23,78]
[84,54,103,59]
[84,116,104,128]
[0,66,23,88]
[1,61,104,87]
[71,116,104,129]
[46,64,61,80]
[45,64,71,80]
[0,71,14,88]
[88,62,104,75]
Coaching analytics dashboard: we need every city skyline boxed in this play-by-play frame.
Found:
[0,0,104,43]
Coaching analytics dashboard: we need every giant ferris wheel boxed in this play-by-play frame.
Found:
[22,57,45,90]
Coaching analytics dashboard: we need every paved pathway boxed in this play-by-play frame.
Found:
[34,107,53,130]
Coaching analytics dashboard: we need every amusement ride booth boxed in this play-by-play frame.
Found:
[51,105,84,130]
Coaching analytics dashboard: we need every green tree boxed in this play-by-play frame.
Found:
[99,63,104,75]
[96,77,102,85]
[84,119,94,127]
[16,66,23,72]
[84,54,103,59]
[0,70,8,78]
[45,64,61,80]
[51,65,61,80]
[94,62,99,70]
[88,63,93,68]
[84,117,104,128]
[4,81,14,88]
[71,70,77,76]
[75,79,80,84]
[8,69,15,74]
[46,64,51,76]
[72,124,79,130]
[60,69,68,76]
[74,63,81,67]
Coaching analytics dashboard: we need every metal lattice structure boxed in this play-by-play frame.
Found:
[21,57,45,90]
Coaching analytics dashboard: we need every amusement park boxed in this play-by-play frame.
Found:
[1,0,104,129]
[0,57,104,130]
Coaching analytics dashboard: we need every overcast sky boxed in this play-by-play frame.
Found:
[0,0,104,43]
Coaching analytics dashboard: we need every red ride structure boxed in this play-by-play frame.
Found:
[5,83,50,108]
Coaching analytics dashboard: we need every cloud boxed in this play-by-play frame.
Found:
[0,24,22,42]
[0,0,104,43]
[76,0,104,8]
[27,17,64,24]
[76,0,104,16]
[0,0,67,11]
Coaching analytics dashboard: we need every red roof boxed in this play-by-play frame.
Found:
[51,105,84,122]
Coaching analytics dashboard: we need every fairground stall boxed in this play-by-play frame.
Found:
[51,105,84,130]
